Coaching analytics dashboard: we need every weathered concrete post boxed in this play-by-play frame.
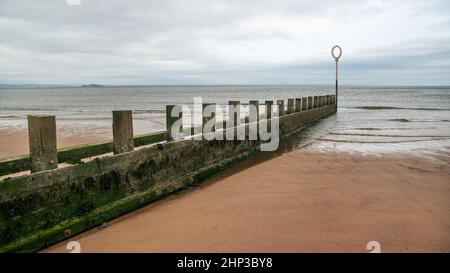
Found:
[308,96,313,110]
[27,115,58,173]
[313,96,318,108]
[320,96,324,107]
[112,110,134,154]
[327,95,331,105]
[202,103,216,137]
[287,99,295,114]
[302,97,308,111]
[265,100,273,132]
[295,98,302,112]
[166,105,182,141]
[277,100,285,116]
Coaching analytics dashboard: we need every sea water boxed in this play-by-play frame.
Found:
[0,85,449,156]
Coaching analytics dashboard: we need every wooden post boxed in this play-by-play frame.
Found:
[27,115,57,173]
[302,97,308,111]
[265,100,273,132]
[227,101,239,139]
[277,100,285,116]
[249,100,260,120]
[308,96,313,110]
[287,98,295,114]
[313,96,318,108]
[249,100,259,138]
[112,110,134,155]
[265,101,273,119]
[295,98,301,112]
[190,108,194,137]
[166,105,182,141]
[228,101,240,127]
[202,103,216,132]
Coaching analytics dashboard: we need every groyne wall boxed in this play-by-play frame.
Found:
[0,95,336,252]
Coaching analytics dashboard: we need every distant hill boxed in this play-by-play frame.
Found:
[80,84,103,88]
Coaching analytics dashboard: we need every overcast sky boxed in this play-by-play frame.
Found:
[0,0,449,85]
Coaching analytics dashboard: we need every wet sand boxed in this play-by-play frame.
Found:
[0,128,111,159]
[44,147,450,253]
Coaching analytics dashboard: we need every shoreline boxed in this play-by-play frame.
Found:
[43,147,450,253]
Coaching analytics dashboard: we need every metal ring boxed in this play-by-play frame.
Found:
[331,45,342,61]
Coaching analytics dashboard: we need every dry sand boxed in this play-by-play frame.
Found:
[43,147,450,253]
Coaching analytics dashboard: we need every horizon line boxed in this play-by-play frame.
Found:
[1,83,450,89]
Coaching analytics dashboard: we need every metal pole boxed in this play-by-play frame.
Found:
[336,61,338,98]
[331,45,342,110]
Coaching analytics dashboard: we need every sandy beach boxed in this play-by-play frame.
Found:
[43,145,450,253]
[0,128,111,159]
[1,105,449,253]
[2,0,450,257]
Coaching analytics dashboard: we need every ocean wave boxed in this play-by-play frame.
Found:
[0,107,59,111]
[354,127,438,131]
[330,133,450,138]
[0,115,25,119]
[317,137,450,144]
[133,109,165,114]
[0,109,165,119]
[0,115,164,121]
[388,118,450,122]
[347,106,450,111]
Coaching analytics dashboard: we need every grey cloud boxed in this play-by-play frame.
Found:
[0,0,449,85]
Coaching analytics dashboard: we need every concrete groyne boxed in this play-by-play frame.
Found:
[0,95,336,252]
